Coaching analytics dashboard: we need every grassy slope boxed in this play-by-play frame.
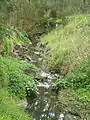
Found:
[0,56,39,120]
[0,56,38,98]
[41,14,90,75]
[0,27,38,120]
[41,14,90,119]
[52,56,90,101]
[0,89,31,120]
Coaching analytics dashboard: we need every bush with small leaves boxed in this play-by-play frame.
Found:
[0,56,38,98]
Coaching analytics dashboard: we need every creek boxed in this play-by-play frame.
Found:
[28,69,66,119]
[22,43,88,120]
[27,43,63,120]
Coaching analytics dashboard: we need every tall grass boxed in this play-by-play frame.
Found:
[0,89,31,120]
[41,14,90,75]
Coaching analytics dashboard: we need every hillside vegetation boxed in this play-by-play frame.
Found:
[0,0,90,119]
[41,14,90,119]
[52,56,90,119]
[42,14,90,75]
[0,56,38,98]
[0,28,38,120]
[0,89,31,120]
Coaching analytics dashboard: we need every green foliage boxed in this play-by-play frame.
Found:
[14,28,30,44]
[0,0,90,42]
[1,0,86,42]
[0,56,38,98]
[52,79,67,92]
[41,14,90,75]
[25,80,38,99]
[0,27,29,56]
[58,89,90,119]
[52,56,90,104]
[65,56,90,89]
[21,62,39,75]
[76,88,90,102]
[0,89,31,120]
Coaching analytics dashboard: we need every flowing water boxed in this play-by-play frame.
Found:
[26,45,65,120]
[26,70,83,120]
[24,43,89,120]
[27,70,64,120]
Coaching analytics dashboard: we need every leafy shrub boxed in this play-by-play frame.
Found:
[65,56,90,89]
[25,80,38,99]
[52,79,67,92]
[21,62,39,75]
[0,56,38,98]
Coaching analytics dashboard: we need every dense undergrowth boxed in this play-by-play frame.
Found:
[0,56,38,98]
[51,50,90,119]
[41,14,90,75]
[0,26,30,56]
[52,56,90,102]
[47,15,90,102]
[41,14,90,119]
[0,13,90,119]
[0,55,39,120]
[0,27,39,120]
[0,1,90,119]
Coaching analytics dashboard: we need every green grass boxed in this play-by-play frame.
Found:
[0,27,38,120]
[0,55,39,120]
[0,89,31,120]
[41,14,90,75]
[65,56,90,90]
[52,56,90,119]
[45,15,90,119]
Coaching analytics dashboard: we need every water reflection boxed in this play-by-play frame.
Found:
[27,84,61,120]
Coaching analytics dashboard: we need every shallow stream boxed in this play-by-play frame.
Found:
[24,43,89,120]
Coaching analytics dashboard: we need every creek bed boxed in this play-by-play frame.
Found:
[26,71,84,120]
[26,72,62,120]
[25,44,90,120]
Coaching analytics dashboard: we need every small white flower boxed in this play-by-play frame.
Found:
[59,113,64,120]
